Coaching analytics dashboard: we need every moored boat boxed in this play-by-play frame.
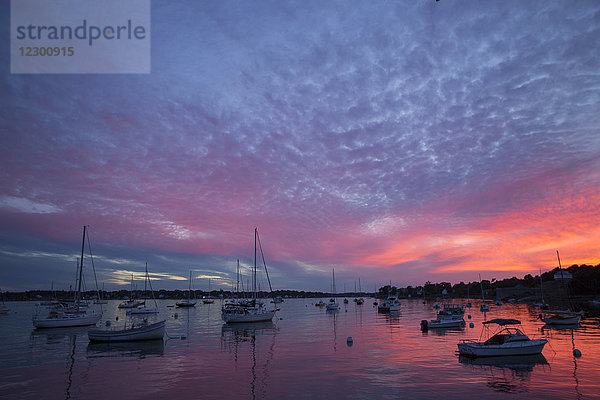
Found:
[539,309,582,325]
[176,271,197,308]
[221,303,276,323]
[118,299,145,309]
[33,226,102,329]
[457,319,547,357]
[421,304,465,330]
[88,319,165,342]
[378,295,400,312]
[325,269,339,311]
[221,228,277,324]
[33,307,101,328]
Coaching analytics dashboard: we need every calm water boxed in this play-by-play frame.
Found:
[1,299,599,399]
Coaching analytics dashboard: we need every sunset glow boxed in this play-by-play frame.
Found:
[1,1,599,291]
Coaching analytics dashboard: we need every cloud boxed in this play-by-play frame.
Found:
[0,196,62,214]
[1,1,599,290]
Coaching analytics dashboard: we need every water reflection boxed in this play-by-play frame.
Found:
[29,328,82,400]
[221,322,277,400]
[86,339,165,359]
[30,326,91,344]
[459,354,549,394]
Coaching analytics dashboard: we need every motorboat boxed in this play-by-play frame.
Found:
[377,295,400,312]
[88,319,165,342]
[457,318,547,357]
[421,305,465,330]
[315,300,326,307]
[441,303,465,316]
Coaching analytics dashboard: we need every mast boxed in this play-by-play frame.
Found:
[188,271,192,301]
[539,267,545,304]
[143,262,148,300]
[479,274,485,302]
[236,259,240,295]
[254,227,257,299]
[332,269,336,295]
[77,225,86,308]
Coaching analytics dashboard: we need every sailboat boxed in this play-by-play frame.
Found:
[127,263,159,314]
[33,226,102,328]
[326,269,339,311]
[466,284,472,308]
[221,228,277,323]
[176,271,197,307]
[203,279,215,304]
[118,274,145,309]
[0,288,9,314]
[479,274,489,312]
[356,278,364,305]
[93,283,108,304]
[540,251,582,325]
[534,267,549,309]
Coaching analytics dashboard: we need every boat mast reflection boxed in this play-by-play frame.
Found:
[221,322,278,400]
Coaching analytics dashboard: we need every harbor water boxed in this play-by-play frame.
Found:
[1,299,599,399]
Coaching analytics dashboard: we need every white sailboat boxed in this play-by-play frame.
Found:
[326,269,339,311]
[222,228,277,323]
[203,279,215,304]
[176,271,197,307]
[479,274,489,312]
[88,319,165,342]
[33,226,102,328]
[118,275,145,309]
[540,251,582,325]
[127,263,159,315]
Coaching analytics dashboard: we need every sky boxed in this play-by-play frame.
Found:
[1,1,600,293]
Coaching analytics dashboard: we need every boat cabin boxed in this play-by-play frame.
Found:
[483,327,530,345]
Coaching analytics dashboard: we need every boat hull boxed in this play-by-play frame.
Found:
[457,339,547,357]
[33,314,101,329]
[127,307,159,315]
[88,320,165,342]
[222,309,276,323]
[428,319,464,328]
[176,301,196,307]
[542,315,581,325]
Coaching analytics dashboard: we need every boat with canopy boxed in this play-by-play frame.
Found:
[457,318,547,357]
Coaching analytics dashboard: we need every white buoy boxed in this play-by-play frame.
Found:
[347,337,353,346]
[467,314,471,319]
[469,322,474,328]
[573,349,582,357]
